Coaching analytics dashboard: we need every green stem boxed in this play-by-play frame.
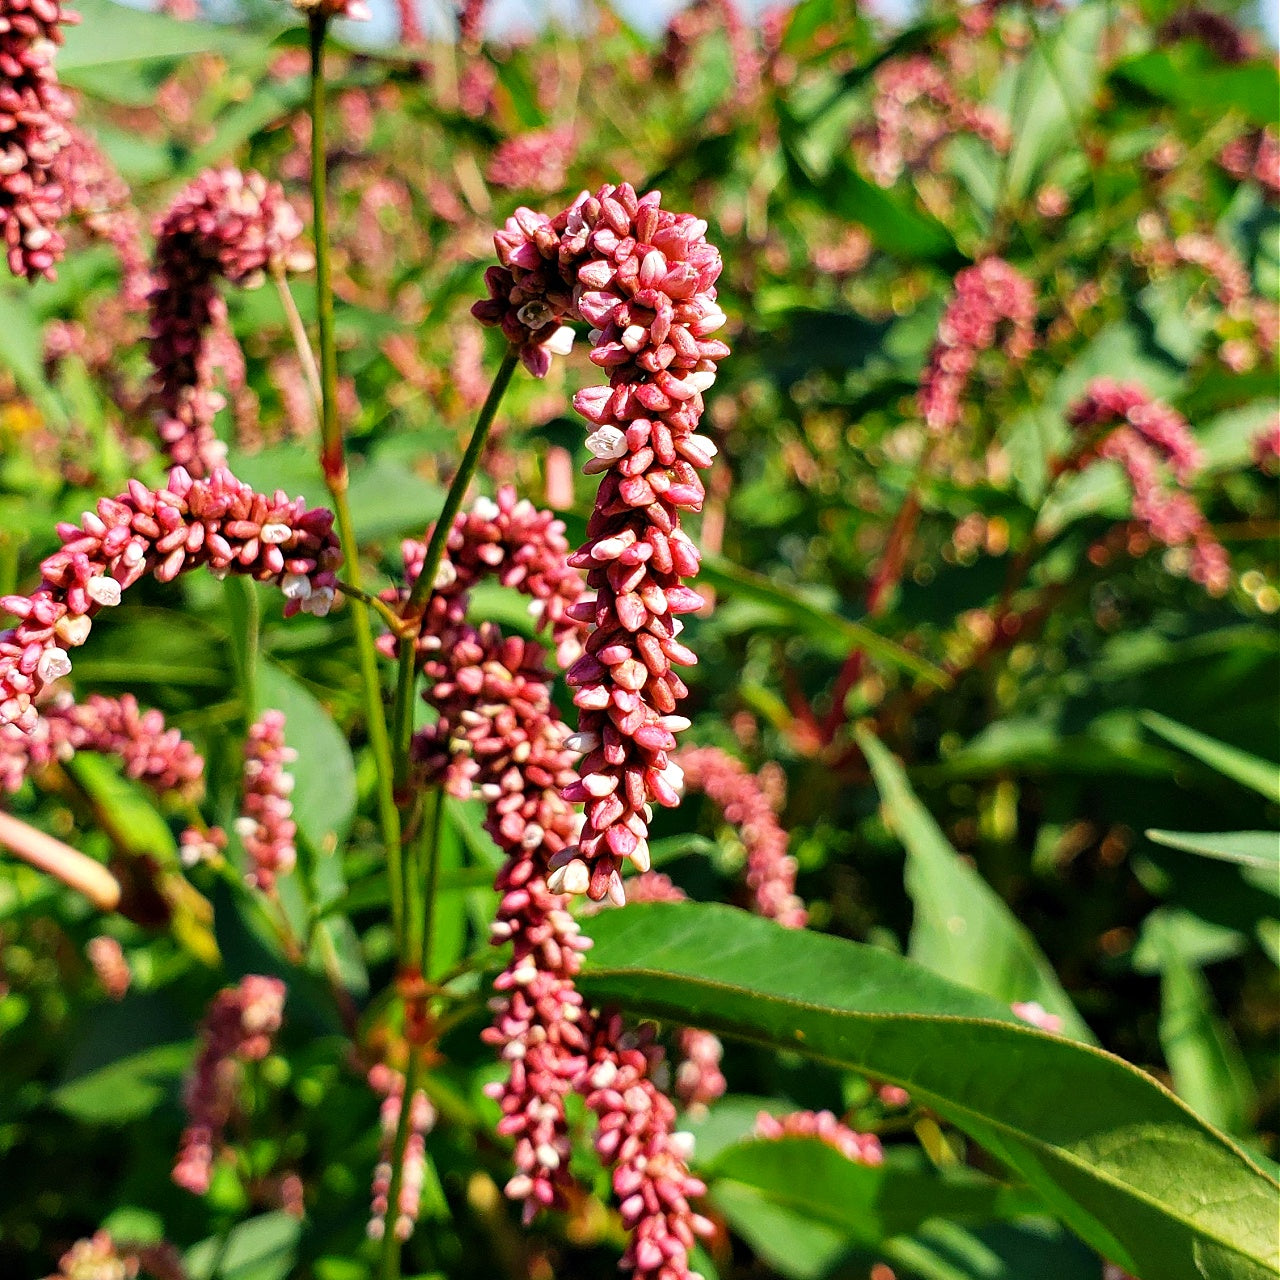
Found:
[407,350,520,615]
[387,350,518,966]
[418,784,447,977]
[381,1045,423,1279]
[308,13,404,944]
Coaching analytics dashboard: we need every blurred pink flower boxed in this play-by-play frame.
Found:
[755,1108,883,1164]
[147,168,311,475]
[920,258,1036,434]
[173,975,286,1195]
[235,711,298,893]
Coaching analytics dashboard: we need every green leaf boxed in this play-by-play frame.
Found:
[994,7,1106,203]
[52,1041,191,1125]
[1151,918,1256,1135]
[710,1139,1030,1246]
[1146,830,1280,873]
[710,1180,849,1279]
[1112,48,1279,128]
[885,1218,1104,1280]
[784,150,959,262]
[701,554,949,686]
[186,1212,302,1280]
[857,729,1093,1043]
[578,902,1280,1280]
[258,662,357,856]
[0,288,68,427]
[1140,712,1280,803]
[60,0,262,72]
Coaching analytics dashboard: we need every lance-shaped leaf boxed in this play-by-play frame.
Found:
[857,729,1093,1043]
[578,902,1279,1280]
[1140,712,1280,803]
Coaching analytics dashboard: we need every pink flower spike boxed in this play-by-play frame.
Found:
[472,183,730,902]
[0,467,340,730]
[919,257,1036,434]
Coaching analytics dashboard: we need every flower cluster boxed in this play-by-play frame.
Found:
[367,1062,437,1242]
[486,126,577,194]
[1251,416,1280,475]
[754,1109,884,1165]
[581,1011,714,1280]
[1066,378,1229,594]
[148,168,312,475]
[1218,127,1280,202]
[0,466,340,730]
[173,974,286,1195]
[0,690,205,798]
[392,493,589,1219]
[678,745,805,927]
[415,617,592,1219]
[406,495,711,1270]
[473,182,729,904]
[383,485,585,673]
[919,257,1036,433]
[234,710,297,893]
[856,54,1009,189]
[0,0,77,281]
[659,0,769,106]
[86,934,130,1000]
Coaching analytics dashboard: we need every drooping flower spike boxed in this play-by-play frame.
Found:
[754,1109,883,1165]
[381,484,585,673]
[1065,378,1229,595]
[148,169,312,475]
[474,182,730,905]
[414,616,590,1221]
[367,1063,437,1242]
[406,493,712,1274]
[677,744,805,928]
[0,466,340,731]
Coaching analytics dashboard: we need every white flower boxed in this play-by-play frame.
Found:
[36,648,72,683]
[542,325,575,356]
[585,426,627,462]
[86,577,121,607]
[259,522,293,545]
[280,572,312,600]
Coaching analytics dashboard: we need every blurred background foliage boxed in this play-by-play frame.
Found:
[0,0,1276,1277]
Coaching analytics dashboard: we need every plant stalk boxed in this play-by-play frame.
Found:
[308,12,404,943]
[380,1045,423,1278]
